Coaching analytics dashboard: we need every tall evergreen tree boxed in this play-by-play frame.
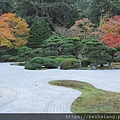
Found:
[27,20,52,49]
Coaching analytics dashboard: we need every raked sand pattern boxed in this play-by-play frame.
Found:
[0,88,19,107]
[0,63,120,113]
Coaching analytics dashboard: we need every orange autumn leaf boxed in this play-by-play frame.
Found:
[0,13,30,48]
[0,15,15,41]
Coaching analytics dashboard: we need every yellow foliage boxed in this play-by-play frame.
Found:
[0,13,30,48]
[0,37,13,48]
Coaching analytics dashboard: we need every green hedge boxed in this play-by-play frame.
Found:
[0,55,17,62]
[45,58,59,68]
[25,57,58,70]
[60,58,79,70]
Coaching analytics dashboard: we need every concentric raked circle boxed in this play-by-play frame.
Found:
[0,88,19,107]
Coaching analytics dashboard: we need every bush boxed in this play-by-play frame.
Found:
[43,48,57,56]
[31,48,43,57]
[114,56,120,62]
[54,57,66,65]
[25,57,46,70]
[81,58,91,67]
[25,57,58,70]
[55,55,76,65]
[18,46,32,55]
[6,48,18,56]
[60,58,79,70]
[18,46,32,62]
[18,47,43,62]
[0,50,7,57]
[72,61,80,69]
[0,55,17,62]
[45,59,59,68]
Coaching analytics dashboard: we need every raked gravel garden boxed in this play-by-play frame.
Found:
[0,63,120,113]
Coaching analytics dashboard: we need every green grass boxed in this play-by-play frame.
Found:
[49,80,120,113]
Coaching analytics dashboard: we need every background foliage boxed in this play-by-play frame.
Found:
[0,0,120,69]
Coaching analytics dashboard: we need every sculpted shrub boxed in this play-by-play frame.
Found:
[25,57,58,70]
[60,58,78,70]
[45,59,59,68]
[0,55,16,62]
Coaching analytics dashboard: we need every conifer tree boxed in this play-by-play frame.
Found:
[27,20,51,49]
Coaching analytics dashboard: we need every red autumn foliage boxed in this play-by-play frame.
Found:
[101,15,120,48]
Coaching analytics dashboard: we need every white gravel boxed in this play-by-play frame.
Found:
[0,63,120,113]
